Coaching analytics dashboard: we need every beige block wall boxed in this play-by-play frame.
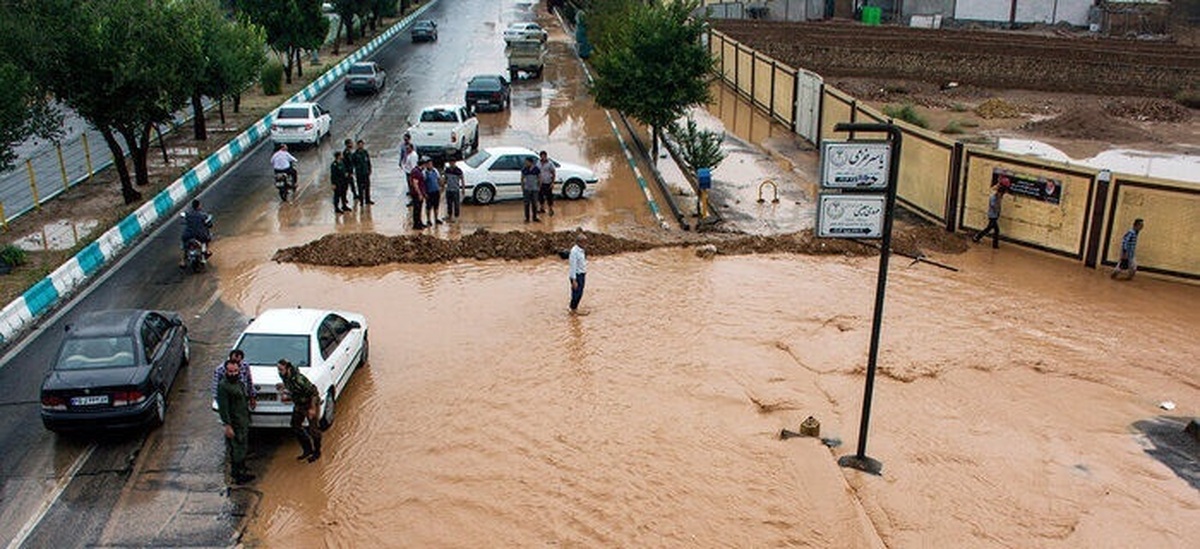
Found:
[1107,177,1200,277]
[736,46,753,93]
[821,87,854,145]
[963,152,1094,256]
[721,39,737,82]
[753,55,773,110]
[854,105,954,223]
[772,70,795,126]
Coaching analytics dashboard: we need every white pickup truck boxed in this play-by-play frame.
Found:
[406,104,480,161]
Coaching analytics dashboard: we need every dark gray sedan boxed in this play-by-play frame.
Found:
[411,20,438,42]
[40,309,189,433]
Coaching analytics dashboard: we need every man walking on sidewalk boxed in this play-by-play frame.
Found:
[522,157,541,223]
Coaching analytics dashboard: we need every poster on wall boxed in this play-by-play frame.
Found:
[992,168,1062,205]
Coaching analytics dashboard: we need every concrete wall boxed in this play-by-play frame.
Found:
[954,0,1094,25]
[903,0,955,18]
[955,0,1012,21]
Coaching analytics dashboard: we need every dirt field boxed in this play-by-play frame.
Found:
[712,20,1200,97]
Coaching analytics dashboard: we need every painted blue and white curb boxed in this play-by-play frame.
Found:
[0,0,441,346]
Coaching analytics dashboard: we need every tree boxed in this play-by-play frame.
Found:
[237,0,327,84]
[13,0,204,203]
[670,117,725,171]
[589,0,713,162]
[181,0,267,140]
[0,58,61,170]
[332,0,371,46]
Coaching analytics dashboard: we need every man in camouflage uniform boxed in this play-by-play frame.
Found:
[277,359,323,463]
[216,359,254,484]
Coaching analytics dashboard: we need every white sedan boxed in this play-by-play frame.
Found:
[269,102,331,147]
[503,22,548,44]
[460,146,599,205]
[230,308,368,429]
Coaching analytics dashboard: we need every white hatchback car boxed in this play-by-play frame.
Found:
[230,308,368,429]
[503,22,548,44]
[460,146,599,205]
[270,102,331,147]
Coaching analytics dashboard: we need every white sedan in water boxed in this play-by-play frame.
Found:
[228,308,368,429]
[460,146,599,205]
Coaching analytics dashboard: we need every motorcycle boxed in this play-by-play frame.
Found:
[275,169,297,201]
[180,211,214,273]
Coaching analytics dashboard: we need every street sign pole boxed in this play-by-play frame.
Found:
[832,123,902,476]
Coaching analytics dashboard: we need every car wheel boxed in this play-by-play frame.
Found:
[473,184,496,205]
[151,392,166,427]
[563,178,585,200]
[182,334,190,366]
[319,388,335,431]
[359,334,369,368]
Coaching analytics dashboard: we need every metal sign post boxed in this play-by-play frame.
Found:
[818,123,903,476]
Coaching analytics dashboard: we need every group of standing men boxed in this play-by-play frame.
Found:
[521,151,557,223]
[398,136,465,230]
[329,139,375,213]
[214,351,323,486]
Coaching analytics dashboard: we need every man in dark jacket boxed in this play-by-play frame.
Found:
[180,199,213,267]
[277,359,323,462]
[216,359,254,484]
[331,151,352,214]
[352,139,374,205]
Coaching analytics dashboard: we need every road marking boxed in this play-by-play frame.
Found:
[196,289,223,318]
[5,443,95,549]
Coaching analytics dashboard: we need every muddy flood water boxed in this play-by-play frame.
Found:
[218,233,1199,547]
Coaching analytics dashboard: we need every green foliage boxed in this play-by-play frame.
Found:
[0,61,61,170]
[235,0,328,79]
[590,0,713,133]
[184,0,266,101]
[1174,89,1200,109]
[941,120,965,134]
[260,60,284,95]
[950,102,969,113]
[670,117,725,170]
[0,244,28,267]
[882,103,929,129]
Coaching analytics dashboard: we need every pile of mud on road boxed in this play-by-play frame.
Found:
[273,224,969,267]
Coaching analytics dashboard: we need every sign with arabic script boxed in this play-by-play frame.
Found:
[820,141,891,190]
[817,193,886,239]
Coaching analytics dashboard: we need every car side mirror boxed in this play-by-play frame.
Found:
[171,318,183,327]
[349,321,362,329]
[321,108,330,115]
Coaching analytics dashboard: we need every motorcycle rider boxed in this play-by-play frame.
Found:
[180,199,213,267]
[271,143,299,187]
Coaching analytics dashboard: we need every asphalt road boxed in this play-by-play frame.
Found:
[0,0,659,545]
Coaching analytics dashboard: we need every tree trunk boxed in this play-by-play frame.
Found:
[219,98,226,125]
[333,24,342,55]
[154,124,169,165]
[295,48,303,78]
[344,16,355,46]
[652,125,660,166]
[233,93,241,114]
[100,128,141,204]
[120,124,153,188]
[284,49,294,84]
[191,93,207,141]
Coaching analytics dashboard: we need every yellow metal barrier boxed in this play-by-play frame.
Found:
[757,179,780,204]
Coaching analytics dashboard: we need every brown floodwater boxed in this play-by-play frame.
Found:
[221,235,1199,547]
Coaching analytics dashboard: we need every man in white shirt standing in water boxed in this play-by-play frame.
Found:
[568,230,588,315]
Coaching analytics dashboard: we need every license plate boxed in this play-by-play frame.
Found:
[477,100,491,105]
[71,395,109,406]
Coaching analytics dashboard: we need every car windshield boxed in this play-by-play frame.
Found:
[278,107,310,119]
[468,78,502,92]
[420,109,457,123]
[236,334,310,368]
[348,64,374,75]
[464,150,491,168]
[414,22,433,30]
[56,336,136,370]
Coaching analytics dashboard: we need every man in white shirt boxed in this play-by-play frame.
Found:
[399,142,419,177]
[271,144,298,185]
[568,230,588,314]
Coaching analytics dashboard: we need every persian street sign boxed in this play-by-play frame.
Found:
[818,193,885,238]
[820,141,891,190]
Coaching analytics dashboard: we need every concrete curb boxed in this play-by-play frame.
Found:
[0,0,442,346]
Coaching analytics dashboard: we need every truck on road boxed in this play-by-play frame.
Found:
[406,105,480,161]
[506,39,546,81]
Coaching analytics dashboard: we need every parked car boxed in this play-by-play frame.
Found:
[343,61,387,95]
[407,104,479,160]
[270,102,331,147]
[411,20,438,42]
[464,74,511,113]
[461,146,599,205]
[503,22,547,44]
[228,308,368,430]
[506,39,546,80]
[40,310,189,433]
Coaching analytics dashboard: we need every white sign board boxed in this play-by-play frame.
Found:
[818,193,886,239]
[820,141,891,190]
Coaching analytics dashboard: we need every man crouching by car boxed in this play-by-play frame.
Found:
[278,359,323,463]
